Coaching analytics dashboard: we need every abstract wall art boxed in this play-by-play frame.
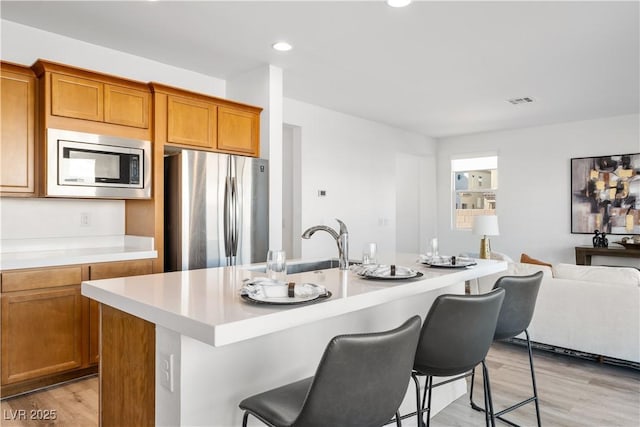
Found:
[571,153,640,234]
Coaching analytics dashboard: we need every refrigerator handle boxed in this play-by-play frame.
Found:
[223,176,233,258]
[230,177,240,258]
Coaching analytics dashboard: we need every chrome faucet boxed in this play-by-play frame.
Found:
[301,219,349,270]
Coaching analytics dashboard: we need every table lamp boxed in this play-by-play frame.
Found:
[473,215,499,259]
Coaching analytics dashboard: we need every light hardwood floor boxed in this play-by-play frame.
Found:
[1,342,638,426]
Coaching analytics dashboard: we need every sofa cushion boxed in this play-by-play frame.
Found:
[552,263,640,287]
[520,253,552,268]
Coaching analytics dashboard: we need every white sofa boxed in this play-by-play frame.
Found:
[477,262,640,364]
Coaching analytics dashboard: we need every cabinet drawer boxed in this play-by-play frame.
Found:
[1,266,82,293]
[89,259,153,280]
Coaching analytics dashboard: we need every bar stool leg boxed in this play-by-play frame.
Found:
[525,330,542,427]
[482,361,496,427]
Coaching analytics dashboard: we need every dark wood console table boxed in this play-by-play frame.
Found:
[575,246,640,265]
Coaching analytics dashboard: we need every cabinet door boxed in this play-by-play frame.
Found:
[1,287,83,384]
[51,73,104,122]
[217,106,260,157]
[88,259,153,364]
[105,84,150,129]
[167,95,217,149]
[0,67,35,194]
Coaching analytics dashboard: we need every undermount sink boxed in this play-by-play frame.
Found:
[245,258,357,275]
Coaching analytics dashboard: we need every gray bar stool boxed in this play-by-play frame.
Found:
[239,315,422,427]
[407,288,506,427]
[469,271,543,427]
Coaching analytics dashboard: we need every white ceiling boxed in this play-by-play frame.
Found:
[2,0,638,138]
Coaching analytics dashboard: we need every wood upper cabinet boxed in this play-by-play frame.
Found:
[167,95,217,149]
[1,267,83,385]
[217,106,260,156]
[33,60,151,134]
[152,82,262,157]
[87,259,153,364]
[104,84,150,128]
[51,73,104,122]
[0,62,36,196]
[51,72,149,129]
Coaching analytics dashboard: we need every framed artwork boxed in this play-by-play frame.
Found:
[571,153,640,234]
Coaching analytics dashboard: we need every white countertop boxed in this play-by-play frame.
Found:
[0,235,157,270]
[82,254,506,347]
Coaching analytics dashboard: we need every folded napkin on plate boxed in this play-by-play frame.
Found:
[351,264,416,277]
[241,278,326,298]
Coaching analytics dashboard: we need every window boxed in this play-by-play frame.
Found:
[452,155,498,230]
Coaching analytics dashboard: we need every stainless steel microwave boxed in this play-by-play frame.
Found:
[47,128,151,199]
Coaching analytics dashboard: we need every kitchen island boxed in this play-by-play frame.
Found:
[81,254,506,426]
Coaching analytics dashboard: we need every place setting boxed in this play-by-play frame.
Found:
[418,254,477,269]
[350,242,423,280]
[417,238,477,269]
[240,250,331,305]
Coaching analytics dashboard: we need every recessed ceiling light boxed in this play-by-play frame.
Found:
[272,41,293,52]
[387,0,412,8]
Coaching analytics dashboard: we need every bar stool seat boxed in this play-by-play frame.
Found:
[239,315,422,427]
[470,271,544,427]
[407,288,506,427]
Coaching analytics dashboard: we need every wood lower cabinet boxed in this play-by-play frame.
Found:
[87,259,153,364]
[0,266,85,397]
[0,259,154,397]
[1,286,83,385]
[0,62,36,196]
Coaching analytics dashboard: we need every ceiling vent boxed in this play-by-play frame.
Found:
[507,97,534,105]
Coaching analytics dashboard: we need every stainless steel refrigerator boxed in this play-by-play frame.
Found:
[164,149,269,271]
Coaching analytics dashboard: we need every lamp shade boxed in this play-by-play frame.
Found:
[473,215,499,236]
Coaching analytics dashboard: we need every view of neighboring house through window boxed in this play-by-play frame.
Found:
[452,155,498,230]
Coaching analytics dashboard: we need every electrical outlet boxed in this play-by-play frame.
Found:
[80,212,91,226]
[159,352,174,392]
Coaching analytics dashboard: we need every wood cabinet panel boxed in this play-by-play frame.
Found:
[1,266,82,293]
[89,259,153,280]
[101,305,155,427]
[0,64,35,194]
[87,259,153,364]
[104,84,150,128]
[1,286,83,384]
[167,95,217,149]
[51,73,104,122]
[217,106,260,156]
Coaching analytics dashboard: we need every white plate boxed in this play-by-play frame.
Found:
[241,284,330,305]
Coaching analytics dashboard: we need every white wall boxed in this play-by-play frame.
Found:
[227,65,284,250]
[0,20,227,241]
[0,198,124,239]
[436,114,640,265]
[1,20,226,96]
[284,98,437,263]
